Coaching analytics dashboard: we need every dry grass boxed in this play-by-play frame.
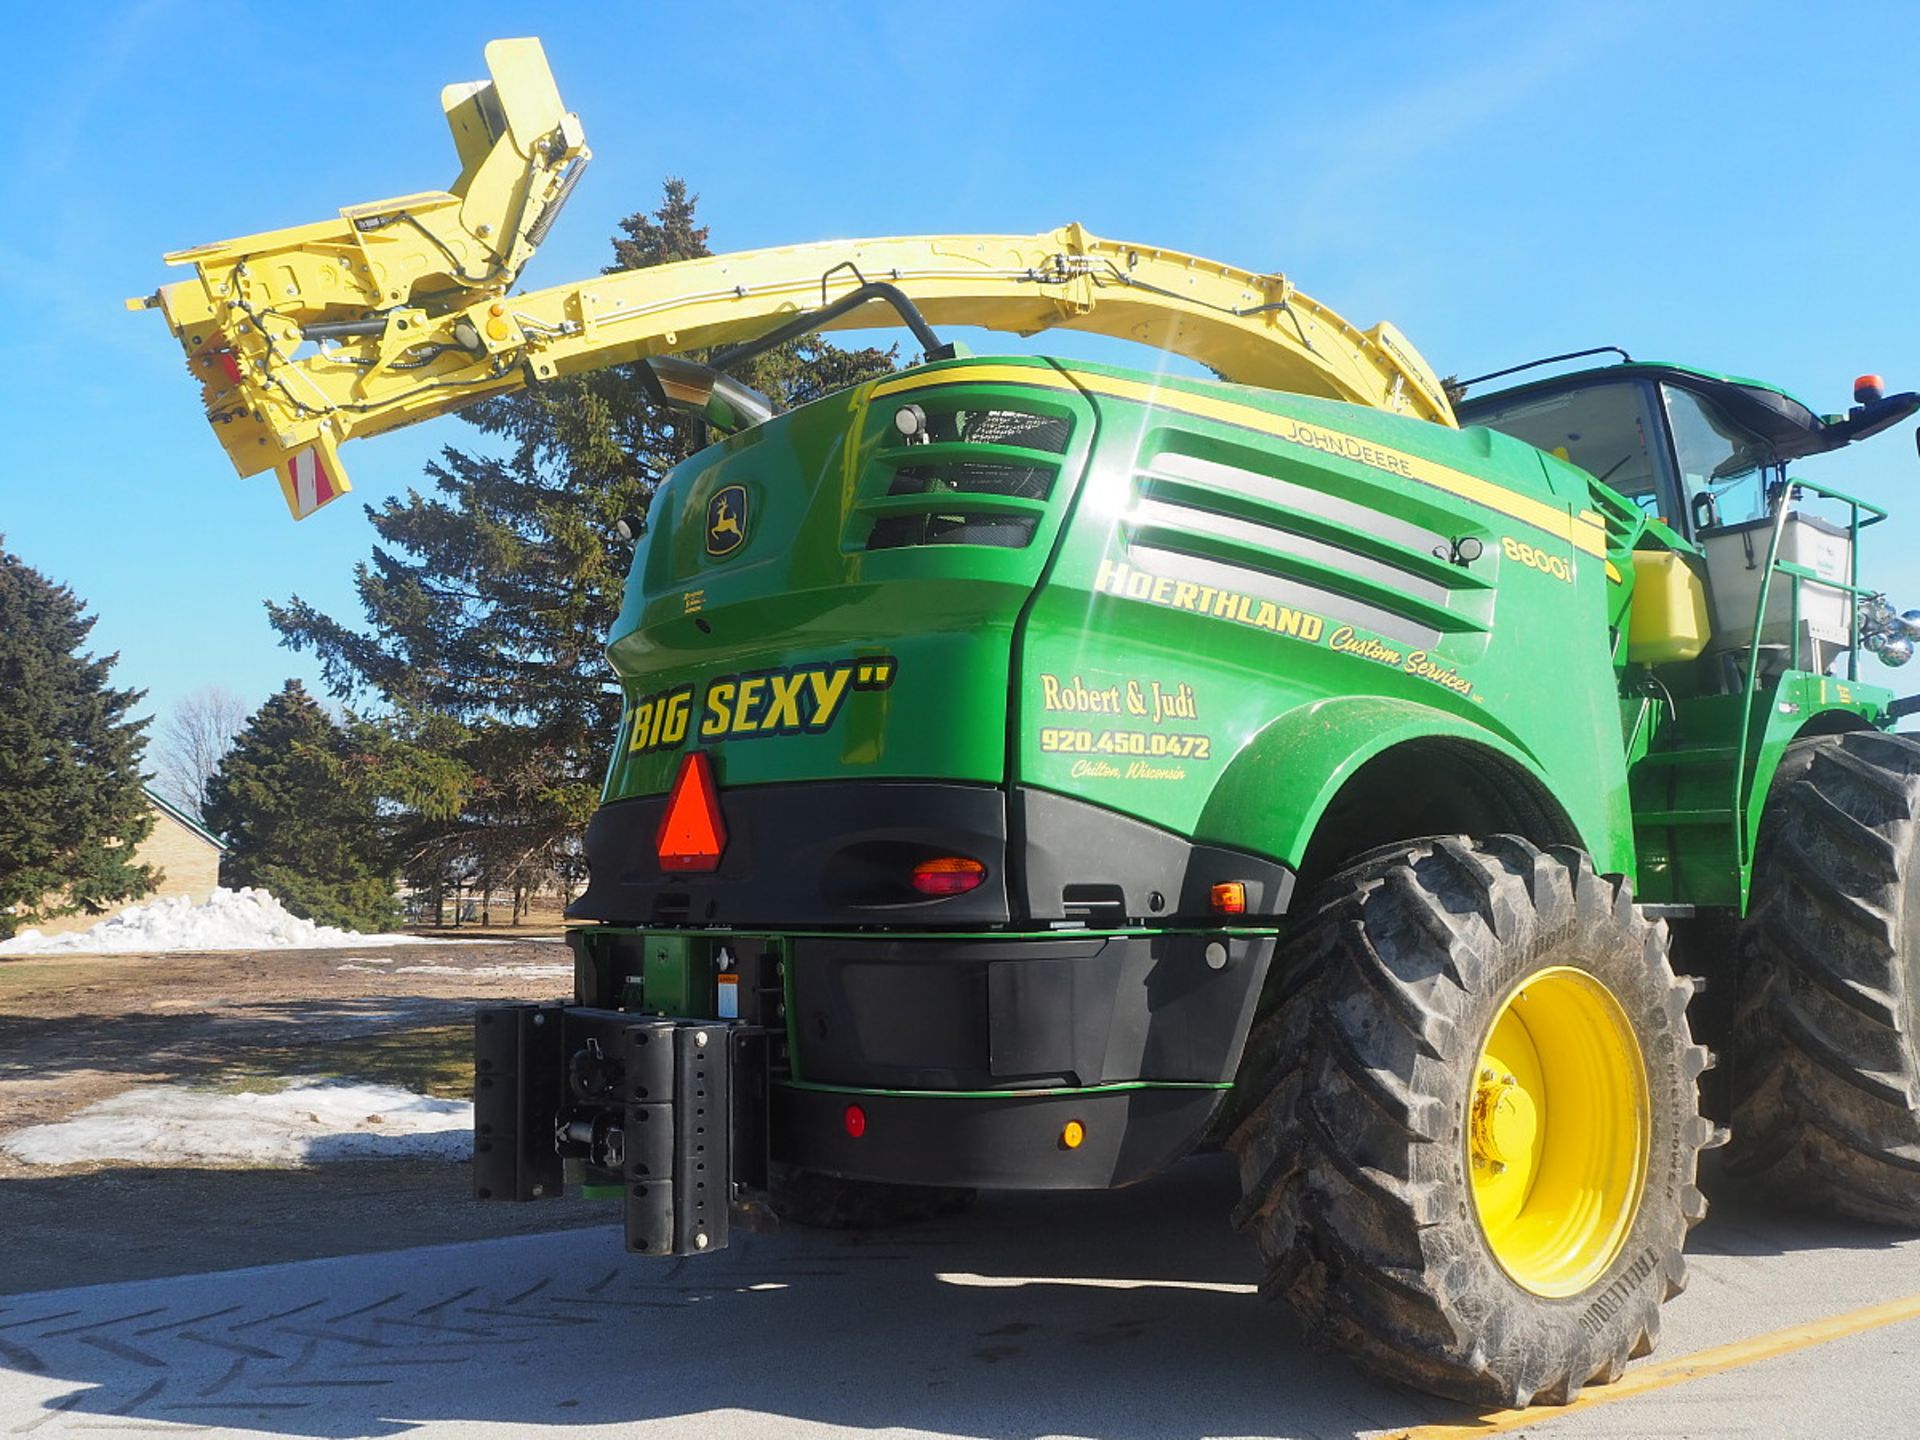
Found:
[211,1022,474,1099]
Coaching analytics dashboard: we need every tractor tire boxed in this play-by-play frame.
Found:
[1228,836,1711,1407]
[1728,730,1920,1227]
[765,1165,976,1231]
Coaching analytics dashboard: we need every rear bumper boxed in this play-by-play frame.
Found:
[772,1083,1223,1189]
[569,927,1276,1091]
[568,780,1294,928]
[480,925,1274,1250]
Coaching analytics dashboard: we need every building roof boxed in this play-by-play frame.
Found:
[143,786,229,851]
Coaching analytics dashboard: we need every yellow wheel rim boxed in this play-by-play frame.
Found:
[1468,966,1650,1297]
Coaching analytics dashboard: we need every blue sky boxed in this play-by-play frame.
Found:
[4,1,1919,729]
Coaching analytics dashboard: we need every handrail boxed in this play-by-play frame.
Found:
[1730,476,1886,881]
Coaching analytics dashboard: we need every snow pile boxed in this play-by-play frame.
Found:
[0,887,436,955]
[2,1082,471,1166]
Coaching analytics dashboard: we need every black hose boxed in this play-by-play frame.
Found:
[1458,347,1634,390]
[707,280,944,371]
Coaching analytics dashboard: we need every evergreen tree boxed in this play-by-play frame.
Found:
[0,541,155,937]
[267,180,896,898]
[203,680,399,932]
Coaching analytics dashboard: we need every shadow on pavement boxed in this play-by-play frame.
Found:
[5,1155,1911,1439]
[1691,1171,1911,1259]
[2,1156,1468,1440]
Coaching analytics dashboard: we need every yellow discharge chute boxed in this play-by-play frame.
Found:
[131,38,1455,519]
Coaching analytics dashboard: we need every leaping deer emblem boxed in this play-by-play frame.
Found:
[707,486,748,555]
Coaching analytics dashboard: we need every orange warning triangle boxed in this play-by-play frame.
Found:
[656,751,727,872]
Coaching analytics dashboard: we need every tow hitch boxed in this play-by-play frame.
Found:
[473,1004,768,1255]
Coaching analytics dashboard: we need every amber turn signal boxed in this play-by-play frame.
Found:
[1210,881,1248,914]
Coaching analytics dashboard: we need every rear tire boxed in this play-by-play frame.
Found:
[1729,731,1920,1227]
[1228,836,1710,1406]
[765,1166,976,1231]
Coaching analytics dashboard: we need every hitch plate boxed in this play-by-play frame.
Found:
[474,1005,767,1257]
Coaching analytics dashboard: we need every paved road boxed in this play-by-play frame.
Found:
[1,1158,1916,1439]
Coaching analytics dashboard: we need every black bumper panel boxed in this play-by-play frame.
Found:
[772,1085,1223,1189]
[786,930,1275,1091]
[570,781,1013,927]
[569,780,1294,928]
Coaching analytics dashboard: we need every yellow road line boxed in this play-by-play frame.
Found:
[1385,1289,1920,1439]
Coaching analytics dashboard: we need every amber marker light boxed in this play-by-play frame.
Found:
[1210,881,1248,915]
[1061,1120,1086,1150]
[911,856,987,897]
[1856,373,1887,404]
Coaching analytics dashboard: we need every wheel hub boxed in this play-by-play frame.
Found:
[1471,1068,1537,1171]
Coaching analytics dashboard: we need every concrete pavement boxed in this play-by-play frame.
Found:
[1,1157,1916,1439]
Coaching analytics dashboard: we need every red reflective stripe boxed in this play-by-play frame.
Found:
[285,446,340,518]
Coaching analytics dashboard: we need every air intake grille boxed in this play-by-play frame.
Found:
[886,460,1057,502]
[868,508,1041,550]
[959,409,1071,453]
[866,462,1055,550]
[859,404,1070,552]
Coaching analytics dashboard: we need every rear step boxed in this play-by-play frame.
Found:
[1636,746,1739,768]
[1635,807,1737,827]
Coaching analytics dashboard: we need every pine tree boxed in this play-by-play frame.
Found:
[267,180,896,900]
[0,541,154,937]
[203,680,399,932]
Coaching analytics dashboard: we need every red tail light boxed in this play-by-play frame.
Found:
[911,856,987,897]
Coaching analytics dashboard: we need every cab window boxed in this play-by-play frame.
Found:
[1467,382,1670,519]
[1661,384,1772,530]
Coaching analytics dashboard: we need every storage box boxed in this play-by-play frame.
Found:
[1702,512,1852,671]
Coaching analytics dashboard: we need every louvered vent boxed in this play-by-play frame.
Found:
[958,410,1071,453]
[860,407,1070,552]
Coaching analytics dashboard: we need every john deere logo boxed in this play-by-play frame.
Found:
[706,485,749,557]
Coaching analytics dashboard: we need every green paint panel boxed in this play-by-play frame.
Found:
[640,933,699,1016]
[601,361,1097,796]
[591,350,1908,924]
[1012,372,1633,875]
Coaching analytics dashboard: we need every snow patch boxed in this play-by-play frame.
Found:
[1,1082,471,1166]
[0,888,443,955]
[335,955,399,973]
[392,962,573,980]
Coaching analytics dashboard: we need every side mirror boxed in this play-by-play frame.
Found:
[639,357,777,433]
